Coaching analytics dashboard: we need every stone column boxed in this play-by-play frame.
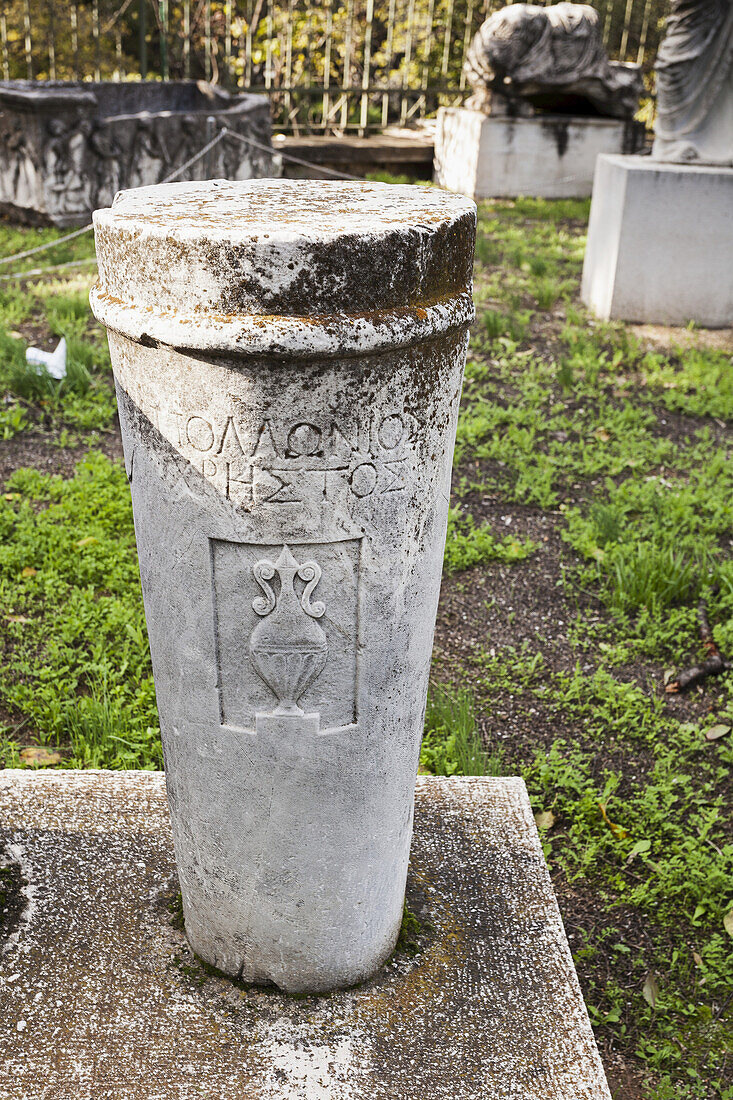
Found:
[90,179,476,993]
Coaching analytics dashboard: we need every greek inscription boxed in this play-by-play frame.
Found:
[156,406,421,505]
[169,410,185,446]
[349,462,378,498]
[287,422,322,457]
[257,469,301,505]
[381,459,408,494]
[329,421,359,456]
[377,413,406,451]
[252,419,280,460]
[225,460,253,502]
[186,415,215,452]
[216,416,246,458]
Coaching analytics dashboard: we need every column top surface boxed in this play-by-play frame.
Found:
[90,179,477,358]
[98,177,475,234]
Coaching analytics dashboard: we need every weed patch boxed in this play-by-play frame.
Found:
[422,658,732,1098]
[0,228,113,440]
[0,454,160,768]
[444,504,536,574]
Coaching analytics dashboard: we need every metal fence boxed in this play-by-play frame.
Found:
[1,0,669,132]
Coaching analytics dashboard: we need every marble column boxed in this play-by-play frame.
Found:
[91,179,476,993]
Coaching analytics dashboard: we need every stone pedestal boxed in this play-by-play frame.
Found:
[0,770,612,1100]
[90,180,476,993]
[582,154,733,327]
[434,107,643,199]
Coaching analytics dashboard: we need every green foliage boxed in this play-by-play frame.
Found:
[480,308,528,343]
[445,195,733,1095]
[0,226,115,439]
[395,902,423,958]
[643,344,733,421]
[0,405,29,439]
[559,313,733,421]
[0,455,160,769]
[420,682,504,777]
[0,224,96,276]
[426,651,733,1097]
[561,456,732,622]
[524,678,732,1095]
[444,504,535,575]
[461,196,733,674]
[0,2,668,130]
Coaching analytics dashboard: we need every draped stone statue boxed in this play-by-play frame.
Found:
[464,2,643,119]
[652,0,733,164]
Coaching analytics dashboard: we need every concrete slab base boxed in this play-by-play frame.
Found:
[434,107,643,199]
[582,154,733,327]
[0,771,610,1100]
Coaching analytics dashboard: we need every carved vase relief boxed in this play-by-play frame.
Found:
[210,536,360,734]
[249,545,328,717]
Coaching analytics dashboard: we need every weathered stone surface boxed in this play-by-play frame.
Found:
[434,108,644,199]
[464,3,643,120]
[90,180,476,993]
[0,770,612,1100]
[582,153,733,326]
[652,0,733,166]
[0,80,275,227]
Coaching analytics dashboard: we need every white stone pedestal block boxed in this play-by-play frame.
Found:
[0,770,612,1100]
[582,154,733,327]
[434,107,643,199]
[90,179,476,994]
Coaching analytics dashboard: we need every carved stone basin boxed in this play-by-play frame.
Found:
[0,80,276,227]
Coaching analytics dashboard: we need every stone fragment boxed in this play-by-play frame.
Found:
[0,769,612,1100]
[583,2,733,326]
[435,1,644,200]
[90,179,476,993]
[464,3,643,120]
[0,80,275,227]
[652,0,733,166]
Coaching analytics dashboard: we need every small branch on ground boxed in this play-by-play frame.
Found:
[666,591,731,693]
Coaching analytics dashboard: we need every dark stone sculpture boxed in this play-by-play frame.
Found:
[652,0,733,164]
[464,2,643,120]
[0,80,275,226]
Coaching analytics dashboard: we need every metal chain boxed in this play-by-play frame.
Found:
[159,128,227,183]
[0,223,93,268]
[0,257,98,284]
[219,126,364,182]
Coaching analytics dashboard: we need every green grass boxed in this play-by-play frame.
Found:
[0,223,96,275]
[0,226,113,440]
[422,657,732,1099]
[0,455,159,769]
[424,197,731,1097]
[420,682,504,777]
[444,504,536,574]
